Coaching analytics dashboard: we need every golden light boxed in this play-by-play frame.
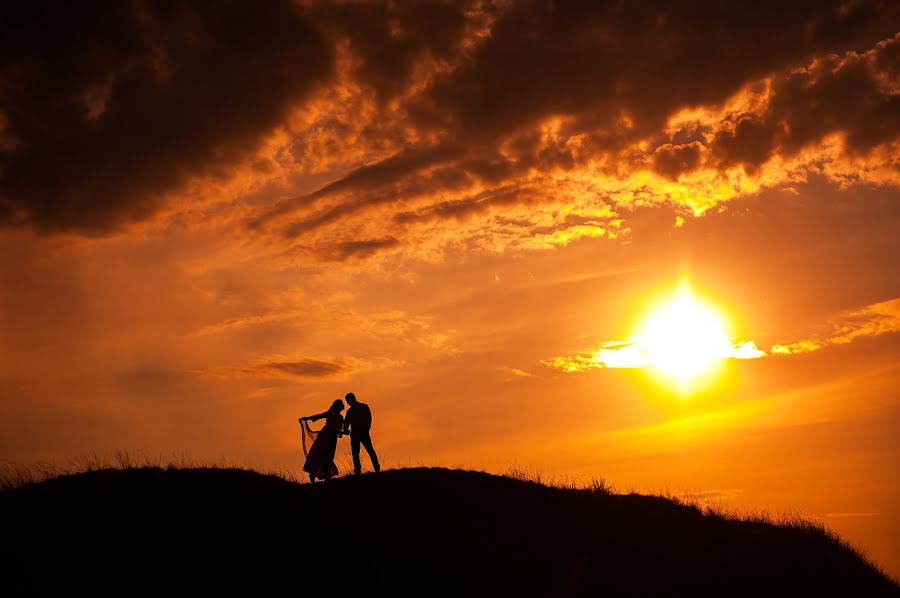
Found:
[541,281,765,388]
[635,283,741,387]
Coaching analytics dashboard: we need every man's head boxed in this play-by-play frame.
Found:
[345,392,357,405]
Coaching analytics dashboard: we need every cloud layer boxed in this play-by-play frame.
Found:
[0,1,331,231]
[0,1,897,259]
[546,297,900,375]
[772,298,900,355]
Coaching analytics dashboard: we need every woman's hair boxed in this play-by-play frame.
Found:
[330,399,345,412]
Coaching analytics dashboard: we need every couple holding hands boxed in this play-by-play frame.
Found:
[299,392,380,483]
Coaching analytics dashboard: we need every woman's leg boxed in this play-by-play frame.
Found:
[309,473,316,484]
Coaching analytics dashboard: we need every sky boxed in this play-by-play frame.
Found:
[1,0,899,578]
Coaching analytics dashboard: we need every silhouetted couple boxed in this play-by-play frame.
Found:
[298,392,380,483]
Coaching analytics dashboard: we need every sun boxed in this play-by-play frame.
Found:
[636,284,735,386]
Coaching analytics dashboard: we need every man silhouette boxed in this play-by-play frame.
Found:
[342,392,380,475]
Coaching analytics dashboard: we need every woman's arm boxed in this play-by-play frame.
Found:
[305,411,328,422]
[342,408,352,434]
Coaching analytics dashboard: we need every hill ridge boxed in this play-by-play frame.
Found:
[2,466,897,596]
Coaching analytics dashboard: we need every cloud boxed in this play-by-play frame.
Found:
[547,297,900,374]
[320,236,401,261]
[188,298,459,357]
[769,341,824,356]
[651,142,707,180]
[543,283,766,374]
[249,4,899,263]
[0,1,332,232]
[498,366,534,379]
[191,310,309,337]
[543,339,764,374]
[2,0,898,259]
[772,298,900,355]
[198,356,395,381]
[262,360,349,379]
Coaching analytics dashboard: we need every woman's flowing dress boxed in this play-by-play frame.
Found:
[302,410,343,479]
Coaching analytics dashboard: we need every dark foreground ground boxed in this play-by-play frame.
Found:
[1,466,897,596]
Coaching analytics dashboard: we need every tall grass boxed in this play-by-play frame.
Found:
[0,449,305,492]
[498,462,895,583]
[503,461,614,494]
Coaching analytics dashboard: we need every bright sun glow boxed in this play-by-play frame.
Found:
[637,284,735,385]
[541,281,765,388]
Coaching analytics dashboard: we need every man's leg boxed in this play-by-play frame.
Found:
[351,435,362,475]
[359,433,380,472]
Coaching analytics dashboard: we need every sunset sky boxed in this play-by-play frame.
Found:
[1,0,899,578]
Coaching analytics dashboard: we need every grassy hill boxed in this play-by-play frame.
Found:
[1,466,897,596]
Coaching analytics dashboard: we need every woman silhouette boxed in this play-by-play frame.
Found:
[299,399,345,483]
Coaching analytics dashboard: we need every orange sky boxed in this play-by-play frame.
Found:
[1,0,898,580]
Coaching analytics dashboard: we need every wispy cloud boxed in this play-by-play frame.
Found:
[498,366,535,379]
[543,339,764,373]
[196,356,398,381]
[543,285,765,375]
[772,298,900,355]
[192,309,309,337]
[546,297,900,374]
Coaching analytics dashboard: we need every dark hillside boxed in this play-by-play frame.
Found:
[1,467,897,596]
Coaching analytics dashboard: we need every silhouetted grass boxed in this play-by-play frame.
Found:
[0,449,304,491]
[1,456,897,596]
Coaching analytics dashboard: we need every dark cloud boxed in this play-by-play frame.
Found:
[393,185,522,224]
[260,144,464,231]
[710,116,775,174]
[767,34,900,156]
[0,0,332,232]
[205,358,359,380]
[705,33,900,173]
[418,0,898,142]
[263,359,349,379]
[314,2,474,103]
[2,1,898,236]
[323,236,400,261]
[264,146,459,216]
[261,1,899,237]
[651,142,706,180]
